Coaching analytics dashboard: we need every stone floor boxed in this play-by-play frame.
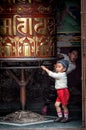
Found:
[0,101,82,129]
[0,117,82,128]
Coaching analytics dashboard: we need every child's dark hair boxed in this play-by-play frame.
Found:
[69,47,79,53]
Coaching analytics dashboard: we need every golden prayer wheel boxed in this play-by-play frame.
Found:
[0,0,57,58]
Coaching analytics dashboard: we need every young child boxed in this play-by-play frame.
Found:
[42,47,79,116]
[41,59,70,123]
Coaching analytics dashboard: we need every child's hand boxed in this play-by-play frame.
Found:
[41,65,50,74]
[41,65,46,71]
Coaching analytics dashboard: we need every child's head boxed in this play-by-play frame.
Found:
[55,59,69,73]
[68,48,78,62]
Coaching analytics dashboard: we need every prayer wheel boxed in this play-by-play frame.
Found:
[0,0,57,110]
[0,0,57,58]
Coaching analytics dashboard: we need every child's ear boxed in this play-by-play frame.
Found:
[63,67,66,72]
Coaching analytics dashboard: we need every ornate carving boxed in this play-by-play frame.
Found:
[0,0,57,58]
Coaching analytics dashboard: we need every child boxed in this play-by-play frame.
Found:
[42,47,79,116]
[41,59,70,123]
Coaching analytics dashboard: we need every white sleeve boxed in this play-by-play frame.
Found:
[58,53,68,60]
[48,71,62,79]
[60,53,68,59]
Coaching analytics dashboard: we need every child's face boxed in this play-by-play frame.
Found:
[68,50,78,62]
[54,63,66,73]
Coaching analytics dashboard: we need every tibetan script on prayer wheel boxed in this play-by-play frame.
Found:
[0,0,57,58]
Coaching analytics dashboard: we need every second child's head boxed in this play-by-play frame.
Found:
[55,59,69,73]
[68,48,78,62]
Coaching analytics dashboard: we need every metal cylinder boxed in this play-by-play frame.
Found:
[0,0,57,58]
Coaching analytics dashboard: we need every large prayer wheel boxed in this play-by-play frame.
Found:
[0,0,57,58]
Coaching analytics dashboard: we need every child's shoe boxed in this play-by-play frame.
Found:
[60,117,69,123]
[54,117,63,122]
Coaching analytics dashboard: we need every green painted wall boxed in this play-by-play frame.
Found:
[57,0,80,47]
